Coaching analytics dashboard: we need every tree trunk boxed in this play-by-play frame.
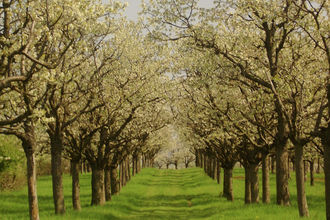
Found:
[80,161,83,174]
[110,165,120,195]
[195,149,200,167]
[91,166,105,206]
[22,136,39,220]
[132,156,136,176]
[122,160,127,186]
[200,153,204,168]
[210,158,214,178]
[316,157,320,174]
[87,163,91,173]
[127,157,131,182]
[325,146,330,220]
[304,160,308,182]
[250,164,259,203]
[142,155,145,168]
[223,167,234,201]
[80,161,84,174]
[271,155,275,174]
[204,155,207,172]
[208,158,212,178]
[216,160,220,184]
[137,154,141,173]
[262,153,270,204]
[321,126,330,220]
[213,159,217,181]
[120,162,123,188]
[295,144,309,217]
[276,142,290,206]
[288,156,291,179]
[50,135,65,214]
[104,166,111,201]
[71,160,81,210]
[310,160,314,186]
[145,155,149,168]
[244,167,251,204]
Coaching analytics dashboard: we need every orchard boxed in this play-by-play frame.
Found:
[0,0,329,219]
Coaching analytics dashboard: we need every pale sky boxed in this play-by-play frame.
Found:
[119,0,214,20]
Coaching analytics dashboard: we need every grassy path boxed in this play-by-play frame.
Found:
[0,168,326,219]
[113,169,221,219]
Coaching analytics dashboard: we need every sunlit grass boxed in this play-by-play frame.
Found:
[0,167,325,219]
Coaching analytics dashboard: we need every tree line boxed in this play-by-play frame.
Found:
[0,1,169,219]
[142,0,329,218]
[1,0,329,219]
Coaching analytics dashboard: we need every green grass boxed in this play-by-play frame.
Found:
[0,168,326,219]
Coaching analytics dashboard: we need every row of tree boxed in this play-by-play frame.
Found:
[153,125,195,169]
[142,0,329,218]
[1,0,329,219]
[0,1,170,220]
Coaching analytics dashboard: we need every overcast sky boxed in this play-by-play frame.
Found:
[119,0,214,20]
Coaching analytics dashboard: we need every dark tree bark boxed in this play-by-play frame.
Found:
[126,157,131,181]
[104,166,111,201]
[200,153,204,168]
[204,154,207,172]
[326,75,330,220]
[271,155,275,174]
[137,154,141,173]
[208,157,212,178]
[288,156,291,179]
[211,158,214,178]
[316,157,321,174]
[216,160,220,184]
[262,153,270,204]
[81,161,84,174]
[207,157,211,177]
[132,157,136,176]
[110,165,120,195]
[195,149,200,167]
[209,157,212,177]
[120,162,124,188]
[321,126,330,220]
[22,131,39,220]
[244,167,251,204]
[325,145,330,220]
[122,160,127,186]
[49,134,65,214]
[250,164,259,203]
[310,160,314,186]
[275,139,290,206]
[223,167,234,201]
[213,159,217,181]
[244,163,259,204]
[142,154,146,168]
[87,163,91,173]
[304,160,308,182]
[91,166,105,206]
[71,159,81,210]
[294,144,309,217]
[26,151,39,220]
